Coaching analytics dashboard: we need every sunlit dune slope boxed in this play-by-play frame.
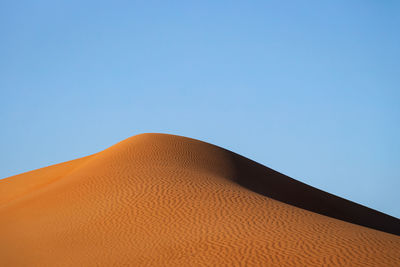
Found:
[1,133,399,266]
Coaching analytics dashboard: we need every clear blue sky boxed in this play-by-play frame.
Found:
[1,1,399,217]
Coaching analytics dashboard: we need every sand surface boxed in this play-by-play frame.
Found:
[1,133,399,266]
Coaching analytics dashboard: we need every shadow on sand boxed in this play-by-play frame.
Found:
[228,152,400,236]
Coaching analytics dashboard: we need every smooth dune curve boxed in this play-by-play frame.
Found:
[0,133,399,266]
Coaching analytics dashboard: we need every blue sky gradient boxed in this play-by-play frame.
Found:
[1,1,399,217]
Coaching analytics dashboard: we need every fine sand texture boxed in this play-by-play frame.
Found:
[1,133,399,266]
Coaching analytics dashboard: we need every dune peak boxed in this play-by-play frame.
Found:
[1,133,399,266]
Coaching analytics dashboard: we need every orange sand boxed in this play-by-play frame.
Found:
[1,133,399,266]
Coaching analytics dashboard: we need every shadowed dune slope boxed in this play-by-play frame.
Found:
[0,133,399,266]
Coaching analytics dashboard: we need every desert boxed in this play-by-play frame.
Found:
[1,133,399,266]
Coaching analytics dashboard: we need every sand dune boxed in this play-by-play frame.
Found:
[1,133,399,266]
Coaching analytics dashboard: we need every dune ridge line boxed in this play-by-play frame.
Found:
[0,133,399,266]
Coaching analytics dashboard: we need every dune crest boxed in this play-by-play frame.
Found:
[1,133,399,266]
